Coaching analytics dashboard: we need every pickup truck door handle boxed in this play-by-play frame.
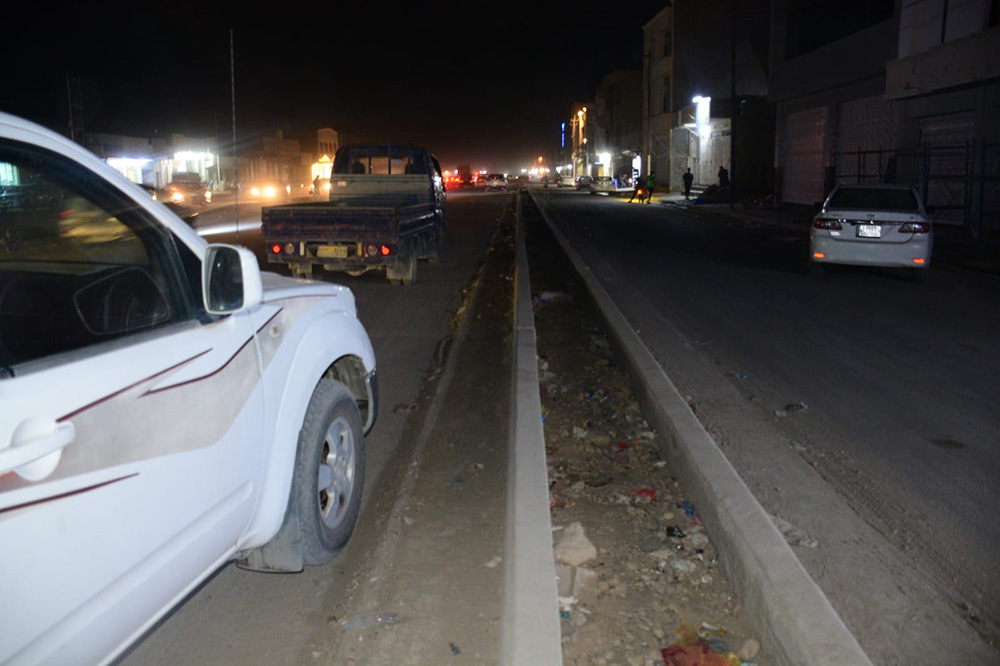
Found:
[1,419,76,480]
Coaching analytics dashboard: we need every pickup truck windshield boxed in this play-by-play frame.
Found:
[333,146,428,176]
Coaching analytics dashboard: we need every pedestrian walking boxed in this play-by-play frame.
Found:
[682,168,694,199]
[718,165,730,188]
[645,171,655,203]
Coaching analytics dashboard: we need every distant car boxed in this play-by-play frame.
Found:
[245,179,291,202]
[809,183,934,282]
[166,172,211,206]
[474,173,488,188]
[589,175,627,196]
[485,173,507,191]
[140,184,199,224]
[557,174,575,188]
[574,175,593,190]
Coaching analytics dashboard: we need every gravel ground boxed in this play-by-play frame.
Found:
[525,211,765,666]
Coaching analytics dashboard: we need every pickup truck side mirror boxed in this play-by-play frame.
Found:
[203,244,264,315]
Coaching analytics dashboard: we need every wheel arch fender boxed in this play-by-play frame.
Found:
[239,312,375,564]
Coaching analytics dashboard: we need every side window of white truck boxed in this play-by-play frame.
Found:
[0,141,195,373]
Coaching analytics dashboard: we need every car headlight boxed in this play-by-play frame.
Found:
[251,187,261,196]
[264,186,276,197]
[172,191,184,202]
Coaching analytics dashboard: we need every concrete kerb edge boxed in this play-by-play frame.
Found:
[528,190,874,666]
[500,191,563,665]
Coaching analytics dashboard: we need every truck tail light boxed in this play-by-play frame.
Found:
[813,217,842,230]
[381,245,391,256]
[270,243,282,254]
[899,222,931,233]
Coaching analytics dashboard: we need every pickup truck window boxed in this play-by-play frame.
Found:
[0,141,193,370]
[334,145,428,175]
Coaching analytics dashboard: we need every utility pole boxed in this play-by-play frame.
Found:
[230,28,240,240]
[730,0,738,209]
[65,73,75,142]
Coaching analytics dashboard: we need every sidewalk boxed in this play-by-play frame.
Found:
[650,190,1000,277]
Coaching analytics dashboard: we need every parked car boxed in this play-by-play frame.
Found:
[557,174,575,188]
[809,183,933,282]
[485,173,507,191]
[589,175,628,196]
[0,111,378,665]
[575,175,593,190]
[166,171,211,206]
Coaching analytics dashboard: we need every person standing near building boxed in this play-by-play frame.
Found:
[682,168,694,199]
[718,165,730,188]
[645,171,655,203]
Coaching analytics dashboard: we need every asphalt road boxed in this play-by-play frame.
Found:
[118,189,509,665]
[536,187,1000,663]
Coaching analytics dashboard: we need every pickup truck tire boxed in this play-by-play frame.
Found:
[293,379,365,565]
[429,226,445,264]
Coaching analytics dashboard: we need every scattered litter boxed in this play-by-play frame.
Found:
[667,526,686,539]
[661,623,741,666]
[449,642,461,655]
[732,374,748,379]
[392,403,419,415]
[453,475,465,483]
[573,426,589,439]
[484,555,502,568]
[771,514,819,548]
[340,612,400,631]
[632,488,657,503]
[682,501,696,517]
[554,522,597,566]
[737,638,761,661]
[786,402,808,412]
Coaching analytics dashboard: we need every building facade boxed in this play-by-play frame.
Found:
[770,0,999,232]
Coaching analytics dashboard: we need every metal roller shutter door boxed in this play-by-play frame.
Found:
[783,107,827,204]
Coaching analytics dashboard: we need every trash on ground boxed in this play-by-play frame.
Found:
[554,521,597,566]
[771,514,819,548]
[786,402,808,412]
[661,623,742,666]
[340,611,401,631]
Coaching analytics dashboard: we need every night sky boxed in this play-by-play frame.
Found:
[2,2,682,173]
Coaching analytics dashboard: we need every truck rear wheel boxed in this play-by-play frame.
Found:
[387,248,417,285]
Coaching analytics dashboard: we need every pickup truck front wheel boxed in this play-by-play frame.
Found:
[293,379,365,565]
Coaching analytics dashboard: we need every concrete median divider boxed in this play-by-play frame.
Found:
[500,193,563,665]
[528,191,874,666]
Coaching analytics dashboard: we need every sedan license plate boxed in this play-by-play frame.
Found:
[857,224,882,238]
[317,245,348,259]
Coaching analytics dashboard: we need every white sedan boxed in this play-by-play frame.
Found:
[809,183,934,282]
[0,112,378,665]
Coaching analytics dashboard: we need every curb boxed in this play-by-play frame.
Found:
[500,192,563,665]
[528,190,874,666]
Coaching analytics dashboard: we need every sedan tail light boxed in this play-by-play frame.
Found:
[899,222,931,233]
[813,217,843,230]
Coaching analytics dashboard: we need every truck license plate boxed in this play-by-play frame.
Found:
[857,224,882,238]
[317,245,348,258]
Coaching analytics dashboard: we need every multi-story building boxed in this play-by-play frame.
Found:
[594,70,643,184]
[770,0,999,231]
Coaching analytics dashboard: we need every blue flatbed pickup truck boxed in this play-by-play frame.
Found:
[262,144,446,284]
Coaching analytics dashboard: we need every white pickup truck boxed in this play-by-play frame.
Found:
[0,112,378,665]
